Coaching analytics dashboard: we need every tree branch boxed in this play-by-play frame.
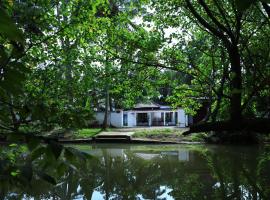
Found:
[198,0,233,39]
[262,2,270,18]
[185,0,229,45]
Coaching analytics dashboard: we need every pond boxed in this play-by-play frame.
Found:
[3,144,270,199]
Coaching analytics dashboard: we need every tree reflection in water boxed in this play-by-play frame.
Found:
[3,144,270,199]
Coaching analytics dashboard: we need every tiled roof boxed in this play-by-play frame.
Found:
[134,103,160,109]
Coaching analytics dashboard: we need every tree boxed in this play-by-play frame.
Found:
[142,0,270,137]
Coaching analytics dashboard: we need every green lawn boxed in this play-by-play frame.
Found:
[133,128,184,137]
[133,128,206,142]
[74,128,102,139]
[72,127,206,142]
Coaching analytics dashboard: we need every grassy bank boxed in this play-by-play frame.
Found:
[133,128,206,142]
[73,128,102,139]
[72,127,206,143]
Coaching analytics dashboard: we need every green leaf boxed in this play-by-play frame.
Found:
[234,0,255,11]
[27,137,41,151]
[0,8,24,43]
[7,133,25,143]
[0,62,28,95]
[20,163,33,182]
[65,147,93,162]
[31,146,46,161]
[56,162,67,176]
[64,148,76,163]
[9,143,18,147]
[11,170,20,177]
[48,142,63,160]
[0,47,8,63]
[37,171,56,185]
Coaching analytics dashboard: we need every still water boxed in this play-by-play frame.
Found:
[4,144,270,199]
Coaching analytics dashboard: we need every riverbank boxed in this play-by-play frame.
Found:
[57,127,206,144]
[132,128,206,143]
[59,127,270,144]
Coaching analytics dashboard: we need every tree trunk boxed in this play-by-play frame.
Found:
[65,62,73,104]
[8,95,19,132]
[109,95,113,112]
[57,2,73,105]
[102,84,110,129]
[183,118,270,135]
[211,48,228,122]
[228,45,242,122]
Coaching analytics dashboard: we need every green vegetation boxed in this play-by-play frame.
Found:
[1,0,270,138]
[133,128,207,142]
[4,144,270,199]
[133,128,185,137]
[74,128,101,139]
[184,133,208,142]
[0,0,270,191]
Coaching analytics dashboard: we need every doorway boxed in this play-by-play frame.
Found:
[123,113,128,126]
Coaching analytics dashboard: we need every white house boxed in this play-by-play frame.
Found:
[94,103,188,128]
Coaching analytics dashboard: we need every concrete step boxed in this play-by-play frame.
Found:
[95,135,131,139]
[58,138,93,143]
[93,137,131,143]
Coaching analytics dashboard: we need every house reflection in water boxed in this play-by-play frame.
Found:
[160,149,190,161]
[89,148,125,158]
[89,147,192,162]
[135,149,191,162]
[4,145,269,200]
[135,153,160,160]
[178,150,190,161]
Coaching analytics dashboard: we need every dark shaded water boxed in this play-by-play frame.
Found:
[3,144,270,199]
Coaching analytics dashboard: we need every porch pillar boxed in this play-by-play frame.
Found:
[149,112,152,126]
[135,113,137,126]
[163,112,166,126]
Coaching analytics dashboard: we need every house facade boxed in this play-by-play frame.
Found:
[94,103,188,128]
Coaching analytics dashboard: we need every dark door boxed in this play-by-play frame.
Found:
[137,113,148,126]
[123,113,128,126]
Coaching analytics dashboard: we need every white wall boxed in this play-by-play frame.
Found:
[95,109,188,128]
[110,112,123,127]
[95,112,105,125]
[152,112,161,119]
[177,109,186,127]
[94,111,123,127]
[122,111,136,127]
[127,112,136,127]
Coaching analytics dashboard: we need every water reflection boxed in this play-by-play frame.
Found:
[3,144,270,200]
